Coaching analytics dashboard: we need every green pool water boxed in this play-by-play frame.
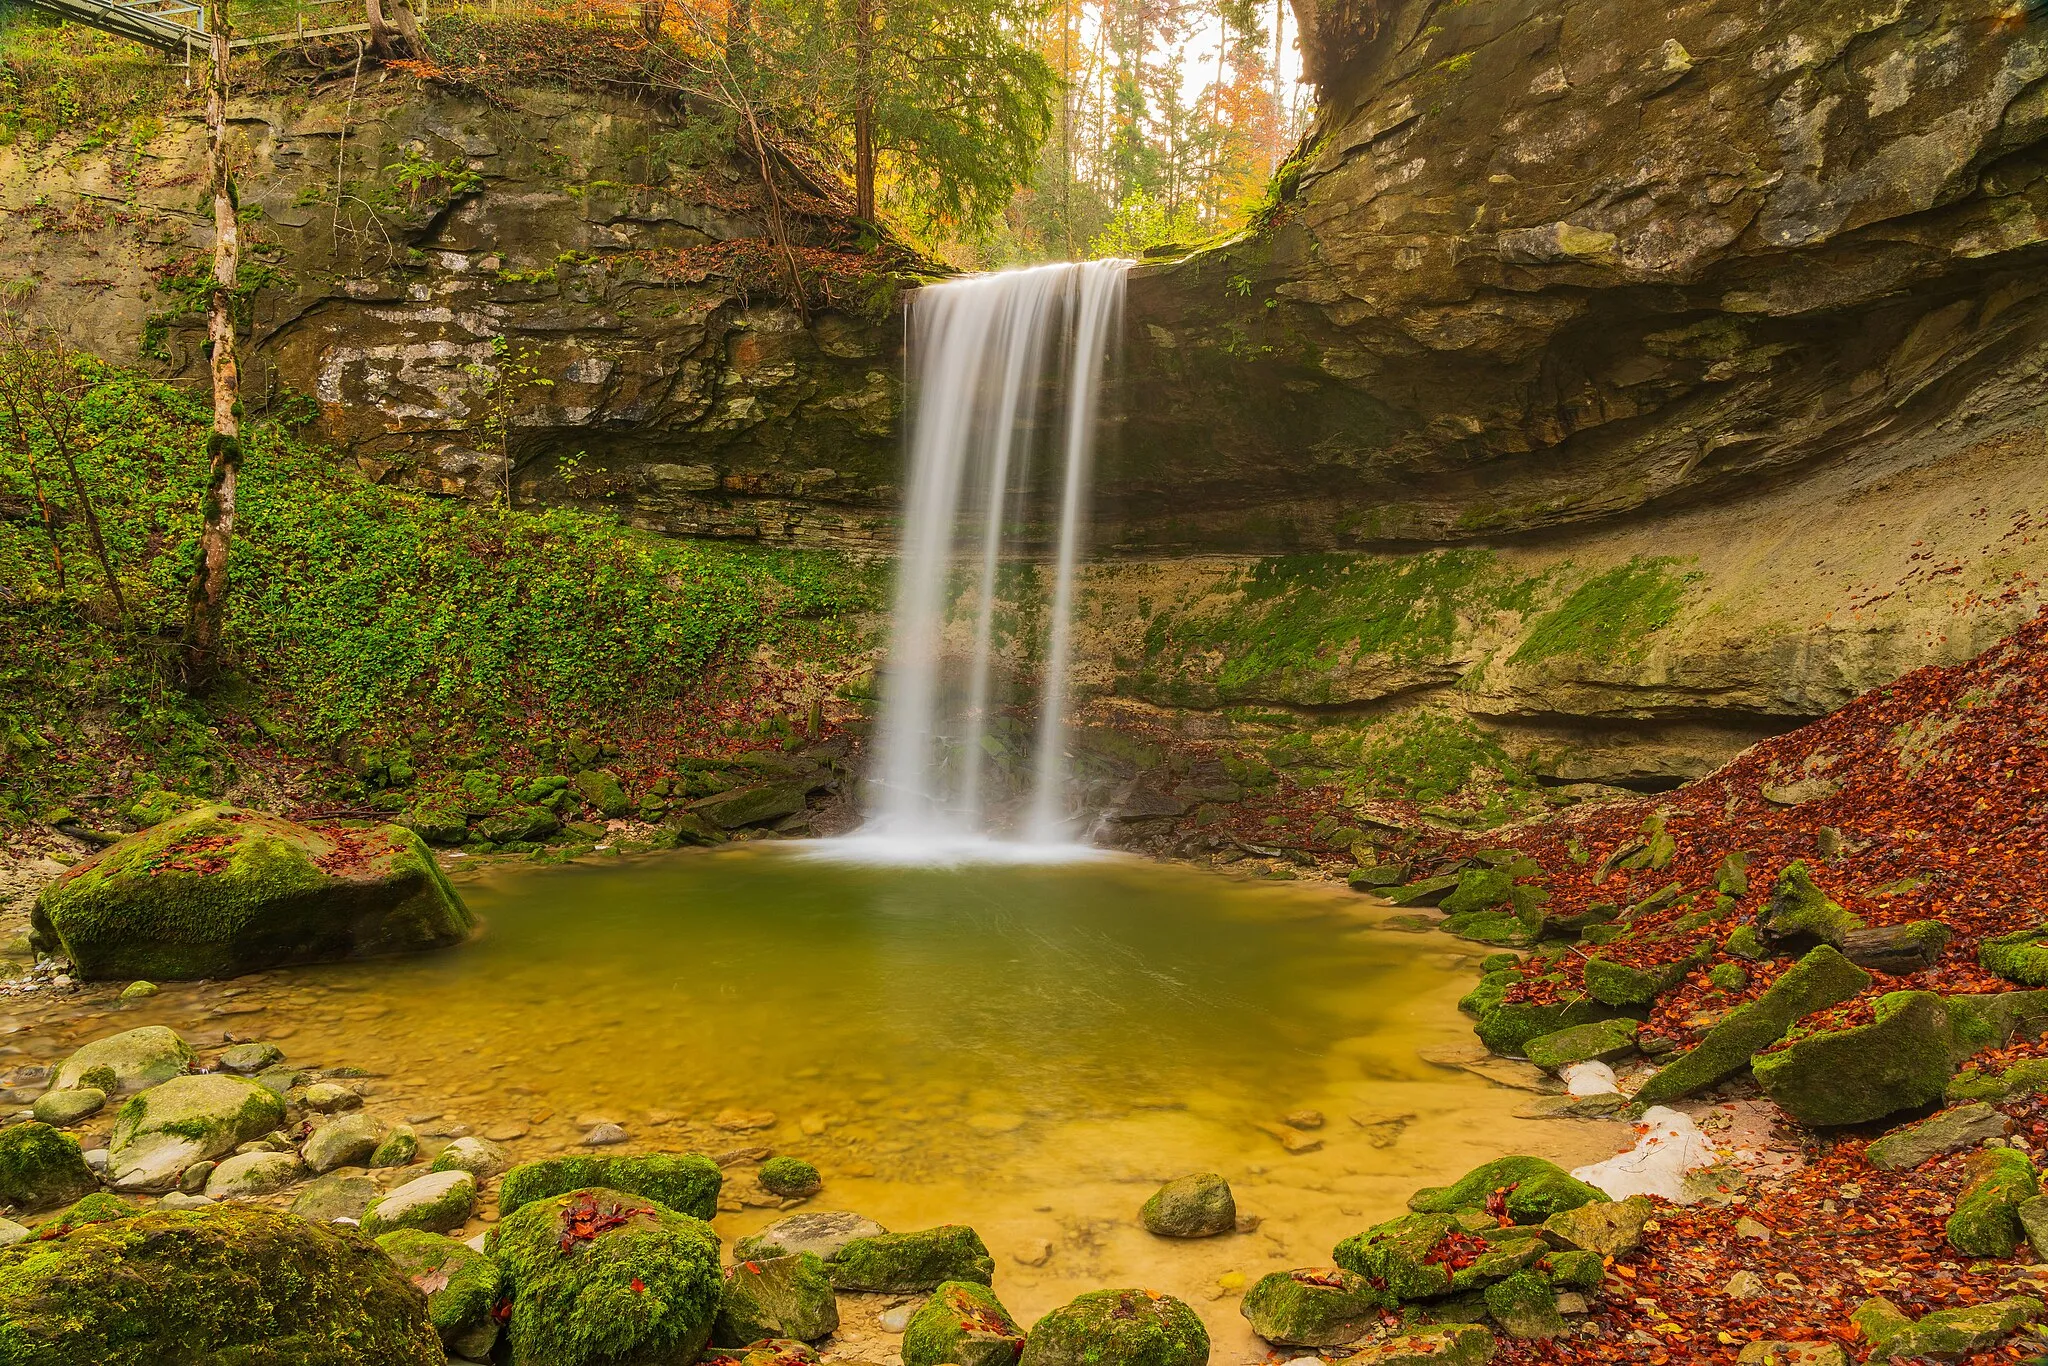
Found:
[24,845,1627,1353]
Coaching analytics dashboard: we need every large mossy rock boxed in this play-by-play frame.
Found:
[52,1026,194,1093]
[1758,862,1861,948]
[1409,1156,1606,1225]
[0,1204,442,1364]
[106,1074,286,1192]
[1241,1268,1378,1346]
[378,1227,506,1362]
[1523,1018,1638,1071]
[31,806,472,980]
[1021,1288,1210,1366]
[1474,998,1615,1057]
[1331,1213,1455,1304]
[827,1225,994,1292]
[1867,1103,2012,1171]
[1980,928,2048,987]
[1140,1173,1236,1237]
[902,1280,1026,1366]
[1946,1148,2040,1258]
[498,1151,720,1220]
[1856,1294,2043,1362]
[489,1186,723,1366]
[1632,945,1871,1108]
[1583,950,1701,1007]
[715,1252,839,1345]
[1345,1326,1495,1365]
[1752,990,1954,1126]
[0,1124,97,1212]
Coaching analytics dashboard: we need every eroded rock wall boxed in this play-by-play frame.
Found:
[1111,0,2048,549]
[1,75,907,546]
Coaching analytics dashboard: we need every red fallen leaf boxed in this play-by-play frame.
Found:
[631,1277,646,1294]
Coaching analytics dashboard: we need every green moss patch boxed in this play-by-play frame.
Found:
[1509,558,1696,666]
[498,1151,720,1220]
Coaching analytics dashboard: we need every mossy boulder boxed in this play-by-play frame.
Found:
[1950,1057,2048,1104]
[736,1210,887,1262]
[490,1187,722,1366]
[1447,1234,1545,1292]
[1331,1213,1456,1303]
[715,1251,839,1346]
[1541,1248,1604,1290]
[106,1074,286,1192]
[1458,970,1520,1018]
[1867,1102,2012,1171]
[758,1156,821,1198]
[0,1125,97,1212]
[378,1227,506,1361]
[498,1151,721,1220]
[903,1280,1026,1366]
[363,1169,476,1236]
[1583,950,1701,1007]
[691,782,813,830]
[396,794,470,846]
[217,1041,284,1075]
[0,1204,442,1364]
[1523,1018,1638,1072]
[1140,1173,1235,1238]
[1484,1271,1563,1339]
[1385,874,1462,908]
[1945,1148,2039,1258]
[1538,1195,1652,1257]
[53,1025,195,1093]
[30,1087,105,1128]
[1475,999,1615,1057]
[30,806,472,980]
[572,769,633,818]
[1759,861,1861,948]
[1980,927,2048,987]
[1241,1268,1378,1345]
[1410,1157,1606,1225]
[1020,1288,1210,1366]
[1632,944,1871,1108]
[1439,869,1513,916]
[1856,1294,2042,1361]
[828,1224,994,1292]
[370,1126,419,1169]
[1752,990,1955,1126]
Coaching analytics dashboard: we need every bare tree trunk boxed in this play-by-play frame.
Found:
[852,0,875,220]
[639,0,664,39]
[365,0,398,57]
[387,0,425,55]
[183,0,241,690]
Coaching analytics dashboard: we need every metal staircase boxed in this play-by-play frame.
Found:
[20,0,370,54]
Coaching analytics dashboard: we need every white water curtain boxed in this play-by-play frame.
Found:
[867,261,1129,845]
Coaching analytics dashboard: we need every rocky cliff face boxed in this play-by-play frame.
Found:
[1114,0,2048,548]
[2,71,908,546]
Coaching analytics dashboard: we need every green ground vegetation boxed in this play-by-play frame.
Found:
[0,351,882,824]
[1510,557,1697,666]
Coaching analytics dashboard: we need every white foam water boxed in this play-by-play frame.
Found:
[853,259,1128,857]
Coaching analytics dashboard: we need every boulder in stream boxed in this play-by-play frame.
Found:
[735,1209,887,1261]
[0,1123,98,1211]
[30,805,472,980]
[498,1151,721,1220]
[714,1251,840,1345]
[378,1227,507,1362]
[489,1186,723,1366]
[106,1074,286,1193]
[827,1224,994,1292]
[1240,1268,1378,1346]
[53,1025,194,1092]
[903,1280,1026,1366]
[1140,1172,1236,1237]
[1020,1288,1209,1366]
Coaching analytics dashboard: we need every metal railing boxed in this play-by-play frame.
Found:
[22,0,374,53]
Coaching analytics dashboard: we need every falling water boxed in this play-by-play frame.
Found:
[860,259,1128,852]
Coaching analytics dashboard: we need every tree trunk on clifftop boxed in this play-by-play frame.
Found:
[182,0,240,691]
[852,0,875,220]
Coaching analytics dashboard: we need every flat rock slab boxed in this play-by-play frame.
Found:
[1868,1103,2012,1171]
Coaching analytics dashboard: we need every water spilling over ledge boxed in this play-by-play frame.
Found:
[852,260,1130,857]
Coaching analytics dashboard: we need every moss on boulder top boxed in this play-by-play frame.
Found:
[1408,1156,1606,1225]
[497,1151,720,1220]
[0,1124,98,1212]
[30,805,472,980]
[1980,928,2048,987]
[1240,1268,1379,1346]
[377,1228,506,1362]
[1946,1148,2039,1258]
[1758,862,1862,949]
[1140,1173,1236,1238]
[52,1026,194,1092]
[0,1204,442,1364]
[488,1186,723,1366]
[902,1280,1026,1366]
[1752,990,1955,1127]
[1632,944,1871,1108]
[1020,1288,1210,1366]
[714,1251,839,1346]
[827,1225,994,1292]
[1331,1213,1456,1304]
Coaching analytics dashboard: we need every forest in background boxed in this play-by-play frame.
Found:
[0,0,1313,267]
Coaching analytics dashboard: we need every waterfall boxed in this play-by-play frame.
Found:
[860,259,1128,853]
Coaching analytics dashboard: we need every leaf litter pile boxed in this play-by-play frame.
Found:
[1274,609,2048,1362]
